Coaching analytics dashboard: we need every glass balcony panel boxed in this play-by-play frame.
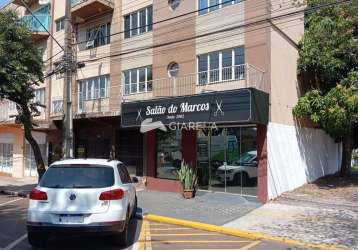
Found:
[22,14,50,33]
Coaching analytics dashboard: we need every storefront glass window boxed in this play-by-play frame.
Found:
[197,126,257,196]
[156,130,182,180]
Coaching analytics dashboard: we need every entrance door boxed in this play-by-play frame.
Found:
[197,127,257,196]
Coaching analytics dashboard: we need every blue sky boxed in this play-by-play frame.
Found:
[0,0,10,8]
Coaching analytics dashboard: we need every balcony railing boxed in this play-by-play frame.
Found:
[123,64,265,101]
[22,14,50,33]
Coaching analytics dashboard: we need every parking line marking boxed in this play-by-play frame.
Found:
[149,227,193,231]
[4,233,27,250]
[148,233,220,236]
[149,240,251,244]
[137,220,147,250]
[0,198,23,207]
[239,241,261,250]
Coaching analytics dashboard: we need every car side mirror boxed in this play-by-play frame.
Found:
[131,176,139,183]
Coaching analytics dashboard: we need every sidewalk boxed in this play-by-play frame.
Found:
[0,176,37,197]
[137,190,261,225]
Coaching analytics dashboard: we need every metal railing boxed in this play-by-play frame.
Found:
[51,100,63,115]
[22,14,50,33]
[123,64,265,100]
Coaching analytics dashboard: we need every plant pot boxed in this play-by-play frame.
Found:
[183,189,195,199]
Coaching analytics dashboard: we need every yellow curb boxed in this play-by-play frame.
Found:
[143,214,350,250]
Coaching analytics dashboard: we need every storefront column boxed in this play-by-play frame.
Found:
[181,129,197,167]
[257,124,268,202]
[144,130,182,192]
[144,130,156,177]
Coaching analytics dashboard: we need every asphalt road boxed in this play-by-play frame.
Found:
[0,194,311,250]
[0,194,141,250]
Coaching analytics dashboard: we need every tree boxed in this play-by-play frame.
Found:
[0,10,46,180]
[293,0,358,176]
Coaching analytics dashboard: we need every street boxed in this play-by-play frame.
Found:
[0,194,140,250]
[0,194,311,250]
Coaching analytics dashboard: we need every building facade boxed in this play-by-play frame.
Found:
[0,0,342,202]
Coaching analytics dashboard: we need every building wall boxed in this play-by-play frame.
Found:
[267,123,341,199]
[266,0,341,199]
[0,126,25,178]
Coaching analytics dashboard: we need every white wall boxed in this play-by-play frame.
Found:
[267,122,342,199]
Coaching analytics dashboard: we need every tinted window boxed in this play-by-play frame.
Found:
[40,165,114,188]
[117,164,131,183]
[124,15,130,38]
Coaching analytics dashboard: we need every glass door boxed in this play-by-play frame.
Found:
[197,127,258,196]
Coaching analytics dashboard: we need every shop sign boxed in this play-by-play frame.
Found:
[121,88,269,127]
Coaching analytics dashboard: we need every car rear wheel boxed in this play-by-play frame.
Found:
[28,230,47,248]
[113,208,130,246]
[131,196,137,219]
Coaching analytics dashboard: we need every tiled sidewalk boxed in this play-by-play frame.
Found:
[137,190,261,226]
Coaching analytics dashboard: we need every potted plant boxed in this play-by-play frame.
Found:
[177,161,198,199]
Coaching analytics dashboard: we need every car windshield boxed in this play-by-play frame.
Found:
[235,152,256,164]
[39,164,114,188]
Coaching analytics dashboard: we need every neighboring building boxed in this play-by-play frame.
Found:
[0,0,341,202]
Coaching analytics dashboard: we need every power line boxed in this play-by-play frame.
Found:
[20,0,65,52]
[75,0,283,55]
[73,0,263,45]
[80,0,351,64]
[75,1,299,60]
[76,16,304,67]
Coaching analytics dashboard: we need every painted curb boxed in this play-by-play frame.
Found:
[143,214,349,250]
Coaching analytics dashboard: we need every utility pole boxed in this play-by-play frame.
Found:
[63,0,74,158]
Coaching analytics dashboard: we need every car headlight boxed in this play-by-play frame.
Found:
[226,169,234,174]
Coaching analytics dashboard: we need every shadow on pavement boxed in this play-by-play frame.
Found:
[41,208,144,250]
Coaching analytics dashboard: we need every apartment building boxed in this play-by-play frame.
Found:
[0,0,342,202]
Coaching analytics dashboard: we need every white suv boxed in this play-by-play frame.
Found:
[27,159,137,247]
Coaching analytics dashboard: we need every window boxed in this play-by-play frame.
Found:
[34,88,45,105]
[86,23,111,49]
[55,17,65,32]
[124,6,153,39]
[0,143,13,172]
[197,47,245,84]
[8,101,16,111]
[198,0,242,15]
[168,62,179,77]
[78,75,110,104]
[40,165,114,188]
[52,100,63,113]
[156,130,182,180]
[117,163,132,184]
[168,0,181,10]
[123,66,153,95]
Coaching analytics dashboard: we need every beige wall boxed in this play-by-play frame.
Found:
[153,0,196,97]
[196,2,245,55]
[0,126,25,178]
[109,0,122,113]
[269,1,304,126]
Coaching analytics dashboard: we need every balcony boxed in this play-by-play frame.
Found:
[71,0,114,23]
[123,64,265,102]
[22,14,50,41]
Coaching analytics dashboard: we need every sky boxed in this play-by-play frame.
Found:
[0,0,10,8]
